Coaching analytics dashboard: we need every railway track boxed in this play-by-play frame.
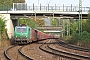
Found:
[36,39,57,44]
[4,45,33,60]
[4,45,16,60]
[39,40,78,60]
[48,45,90,60]
[56,39,90,52]
[39,39,90,60]
[4,39,90,60]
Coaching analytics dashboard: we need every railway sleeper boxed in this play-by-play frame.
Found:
[39,45,80,60]
[48,45,90,59]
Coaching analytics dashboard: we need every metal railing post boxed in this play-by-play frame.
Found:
[48,4,49,11]
[55,4,56,11]
[40,4,41,11]
[71,4,72,11]
[33,3,34,11]
[63,4,64,11]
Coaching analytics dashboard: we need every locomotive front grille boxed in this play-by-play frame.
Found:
[15,38,29,44]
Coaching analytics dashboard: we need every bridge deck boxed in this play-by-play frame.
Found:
[37,26,62,30]
[0,11,88,19]
[0,11,88,14]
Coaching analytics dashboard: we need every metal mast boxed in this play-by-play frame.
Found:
[79,0,82,35]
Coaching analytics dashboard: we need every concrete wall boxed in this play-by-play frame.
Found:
[0,14,14,39]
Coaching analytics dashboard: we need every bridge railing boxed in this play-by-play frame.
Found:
[26,6,89,12]
[0,3,90,12]
[12,3,90,12]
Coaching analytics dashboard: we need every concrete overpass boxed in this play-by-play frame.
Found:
[0,11,88,19]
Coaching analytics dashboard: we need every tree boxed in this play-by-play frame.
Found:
[52,18,59,26]
[82,19,87,32]
[36,19,45,27]
[84,10,90,33]
[0,16,6,40]
[19,18,38,28]
[70,20,78,35]
[13,0,25,3]
[0,0,25,10]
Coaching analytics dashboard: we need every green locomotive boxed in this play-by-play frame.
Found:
[11,25,33,44]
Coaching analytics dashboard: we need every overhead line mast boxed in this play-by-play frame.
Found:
[79,0,82,35]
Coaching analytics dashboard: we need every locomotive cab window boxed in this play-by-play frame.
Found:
[16,27,26,32]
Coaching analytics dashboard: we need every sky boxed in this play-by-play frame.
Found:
[25,0,90,7]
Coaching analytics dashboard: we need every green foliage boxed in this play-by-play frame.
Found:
[0,17,7,40]
[0,0,13,10]
[0,0,25,10]
[68,20,78,36]
[66,17,90,48]
[80,31,90,48]
[51,18,59,26]
[36,19,45,27]
[66,33,81,44]
[13,0,25,3]
[19,18,38,29]
[81,31,90,40]
[0,17,6,33]
[84,10,90,33]
[66,31,90,47]
[82,19,87,31]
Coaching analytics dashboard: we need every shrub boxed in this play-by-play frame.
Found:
[66,33,81,44]
[0,17,7,40]
[0,17,10,47]
[81,31,90,40]
[66,31,90,48]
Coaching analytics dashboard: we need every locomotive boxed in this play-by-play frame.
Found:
[11,25,60,44]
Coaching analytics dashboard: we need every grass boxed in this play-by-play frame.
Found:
[0,40,10,47]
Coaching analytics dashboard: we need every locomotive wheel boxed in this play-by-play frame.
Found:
[29,39,32,43]
[10,37,15,45]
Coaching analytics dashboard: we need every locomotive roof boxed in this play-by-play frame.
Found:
[15,26,31,28]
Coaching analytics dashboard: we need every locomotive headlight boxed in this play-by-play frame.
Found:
[24,35,27,37]
[25,36,27,37]
[16,36,17,37]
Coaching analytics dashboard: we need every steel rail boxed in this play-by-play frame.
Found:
[39,40,80,60]
[4,45,16,60]
[56,39,90,52]
[48,45,90,59]
[18,45,33,60]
